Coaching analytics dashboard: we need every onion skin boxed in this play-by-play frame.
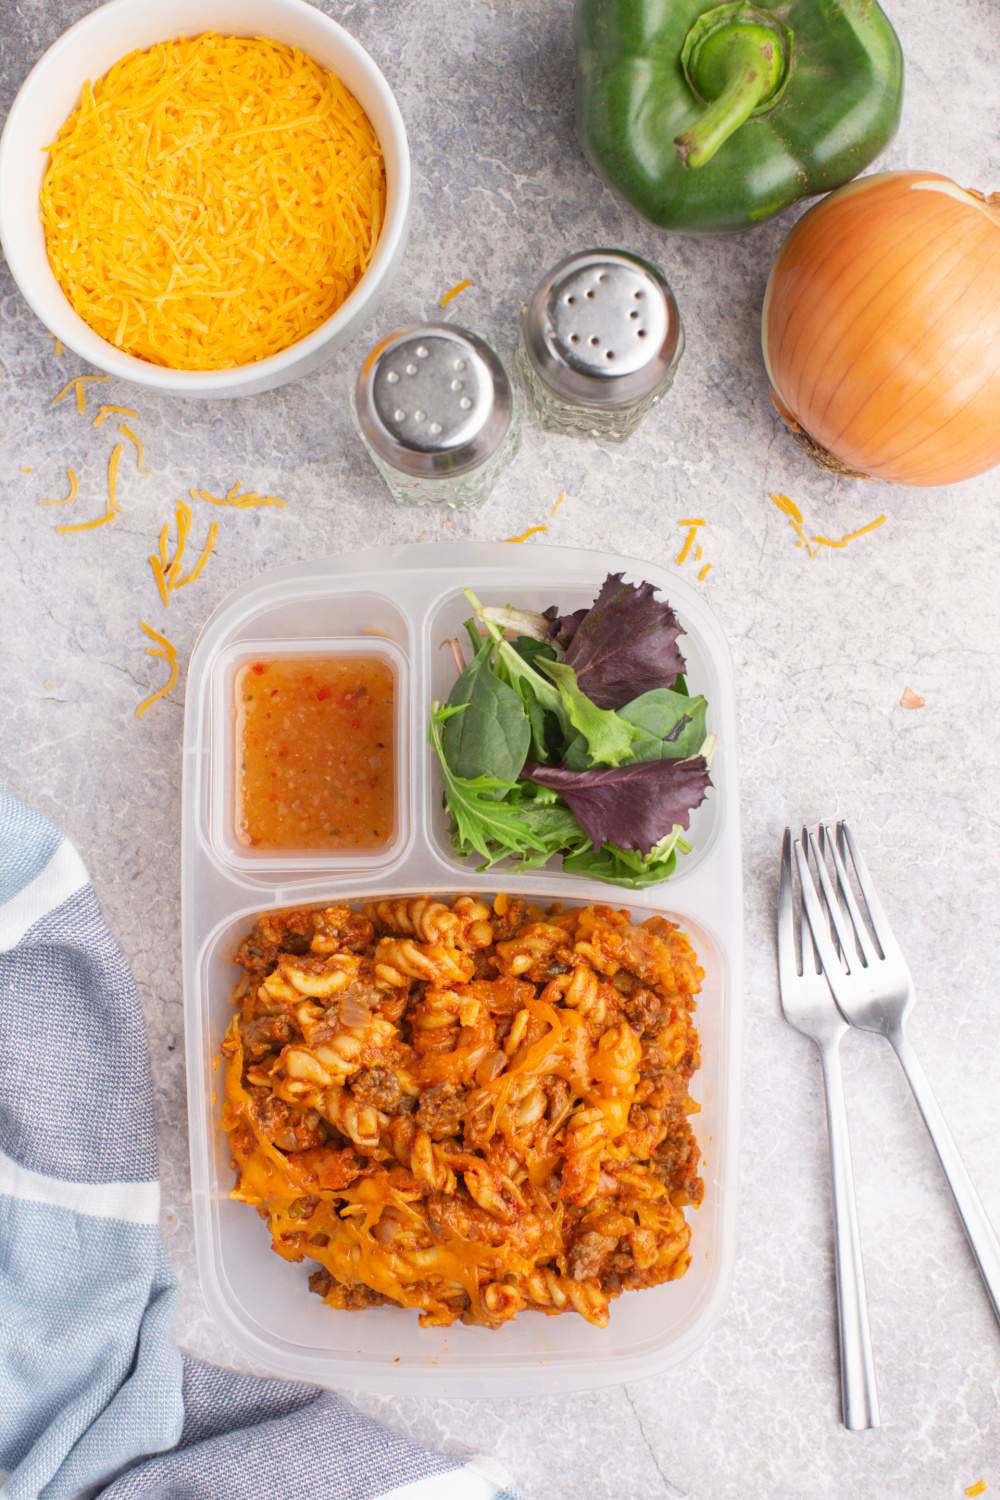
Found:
[761,171,1000,486]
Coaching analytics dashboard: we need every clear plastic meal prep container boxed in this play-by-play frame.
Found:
[182,540,743,1396]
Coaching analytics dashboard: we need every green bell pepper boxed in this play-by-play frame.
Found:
[575,0,904,234]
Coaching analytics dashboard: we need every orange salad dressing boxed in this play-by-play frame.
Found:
[235,656,395,852]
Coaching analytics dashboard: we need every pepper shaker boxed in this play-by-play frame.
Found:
[352,323,521,508]
[516,249,684,442]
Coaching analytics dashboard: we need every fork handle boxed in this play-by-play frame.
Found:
[819,1040,881,1430]
[890,1028,1000,1326]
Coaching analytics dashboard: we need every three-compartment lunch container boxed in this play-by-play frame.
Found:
[182,540,743,1395]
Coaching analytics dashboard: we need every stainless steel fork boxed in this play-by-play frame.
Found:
[795,820,1000,1329]
[778,829,880,1430]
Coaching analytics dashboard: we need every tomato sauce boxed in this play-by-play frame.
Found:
[234,655,395,852]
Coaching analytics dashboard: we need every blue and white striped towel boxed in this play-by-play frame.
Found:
[0,786,516,1500]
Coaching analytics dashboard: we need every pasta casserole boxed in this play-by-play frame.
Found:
[222,895,704,1328]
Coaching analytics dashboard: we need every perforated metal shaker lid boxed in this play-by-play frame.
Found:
[521,249,683,408]
[355,323,514,478]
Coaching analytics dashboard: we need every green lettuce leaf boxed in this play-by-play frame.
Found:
[441,637,530,784]
[538,658,638,768]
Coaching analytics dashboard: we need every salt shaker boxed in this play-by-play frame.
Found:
[352,323,521,508]
[516,249,684,442]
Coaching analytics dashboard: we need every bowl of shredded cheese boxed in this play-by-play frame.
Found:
[0,0,410,396]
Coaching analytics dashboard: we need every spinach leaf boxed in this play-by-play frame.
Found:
[430,709,549,864]
[441,638,530,784]
[563,688,707,769]
[619,688,707,762]
[538,658,638,768]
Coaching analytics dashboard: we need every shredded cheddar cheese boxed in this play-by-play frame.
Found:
[52,373,110,415]
[176,521,219,589]
[813,516,887,548]
[41,35,386,371]
[675,519,704,566]
[965,1483,987,1498]
[55,507,116,536]
[503,524,549,544]
[439,279,472,308]
[191,482,286,509]
[105,443,124,518]
[49,334,64,358]
[149,553,171,609]
[55,443,123,534]
[92,404,139,429]
[20,465,33,474]
[118,424,147,472]
[135,622,178,717]
[39,467,79,507]
[151,499,219,603]
[698,562,712,582]
[770,493,887,557]
[550,490,567,516]
[167,500,193,587]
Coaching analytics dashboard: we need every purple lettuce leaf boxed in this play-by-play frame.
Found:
[524,755,710,852]
[548,573,686,710]
[543,603,588,650]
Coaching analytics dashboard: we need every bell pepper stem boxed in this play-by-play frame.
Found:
[676,58,775,169]
[676,6,790,170]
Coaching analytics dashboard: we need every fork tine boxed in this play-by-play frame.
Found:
[822,822,881,966]
[799,827,821,976]
[805,827,860,968]
[837,821,901,961]
[794,832,854,982]
[778,828,799,990]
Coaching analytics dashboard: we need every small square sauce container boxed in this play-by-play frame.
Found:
[208,636,410,877]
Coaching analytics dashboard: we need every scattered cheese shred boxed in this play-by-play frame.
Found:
[118,423,147,472]
[52,373,110,414]
[92,404,139,429]
[965,1482,987,1498]
[39,466,79,507]
[55,507,115,535]
[550,490,567,517]
[675,519,704,566]
[191,482,286,509]
[813,515,887,548]
[694,543,704,562]
[769,492,818,558]
[55,444,123,533]
[698,562,713,582]
[770,493,887,557]
[503,524,549,544]
[49,334,64,358]
[439,278,472,308]
[176,521,219,588]
[167,500,194,586]
[41,34,386,371]
[20,465,33,474]
[135,621,178,718]
[900,687,925,710]
[106,442,124,515]
[148,553,171,608]
[151,501,219,602]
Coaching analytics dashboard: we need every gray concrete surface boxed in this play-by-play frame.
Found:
[2,1,999,1496]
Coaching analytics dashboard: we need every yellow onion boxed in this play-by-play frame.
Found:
[762,171,1000,486]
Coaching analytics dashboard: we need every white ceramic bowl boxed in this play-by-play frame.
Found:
[0,0,410,397]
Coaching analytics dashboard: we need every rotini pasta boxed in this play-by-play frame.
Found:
[222,895,704,1328]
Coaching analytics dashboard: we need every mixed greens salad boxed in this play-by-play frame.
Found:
[429,573,715,888]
